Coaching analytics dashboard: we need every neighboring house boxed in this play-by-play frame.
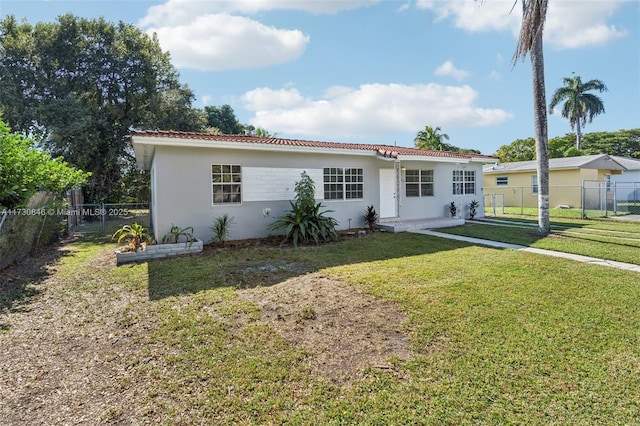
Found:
[131,130,497,242]
[610,156,640,205]
[483,154,640,209]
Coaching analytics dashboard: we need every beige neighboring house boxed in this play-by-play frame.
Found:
[131,130,497,242]
[483,154,640,209]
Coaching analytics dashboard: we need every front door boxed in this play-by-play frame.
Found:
[379,168,397,218]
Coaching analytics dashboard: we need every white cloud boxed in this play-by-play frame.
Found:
[146,14,309,71]
[397,2,411,13]
[545,1,628,49]
[241,83,512,139]
[140,0,380,27]
[139,0,379,71]
[416,0,520,33]
[416,0,629,49]
[434,60,470,81]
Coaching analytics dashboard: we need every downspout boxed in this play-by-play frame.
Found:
[395,161,401,219]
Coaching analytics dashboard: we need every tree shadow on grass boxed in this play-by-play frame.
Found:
[146,232,478,301]
[0,242,68,330]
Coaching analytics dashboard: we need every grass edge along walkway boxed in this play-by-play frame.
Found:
[412,229,640,273]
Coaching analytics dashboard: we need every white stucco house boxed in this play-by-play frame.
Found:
[131,130,497,242]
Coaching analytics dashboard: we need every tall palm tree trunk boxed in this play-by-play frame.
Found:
[530,18,550,235]
[575,121,583,150]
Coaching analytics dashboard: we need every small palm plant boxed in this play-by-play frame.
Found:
[210,213,235,246]
[363,205,378,230]
[112,222,152,252]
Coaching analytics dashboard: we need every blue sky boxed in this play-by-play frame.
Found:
[2,0,639,155]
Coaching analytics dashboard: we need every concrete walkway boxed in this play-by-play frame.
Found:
[411,229,640,273]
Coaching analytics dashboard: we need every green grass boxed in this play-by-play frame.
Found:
[484,206,629,220]
[440,218,640,265]
[11,232,640,424]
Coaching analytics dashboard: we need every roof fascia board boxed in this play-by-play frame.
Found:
[397,154,471,164]
[131,135,378,157]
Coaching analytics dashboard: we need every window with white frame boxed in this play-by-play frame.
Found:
[323,167,363,200]
[406,170,434,197]
[496,176,508,186]
[212,164,241,204]
[531,175,538,194]
[453,170,475,195]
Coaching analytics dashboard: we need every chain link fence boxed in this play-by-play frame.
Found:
[484,181,640,218]
[66,202,150,236]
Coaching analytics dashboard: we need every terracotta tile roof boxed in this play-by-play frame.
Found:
[130,129,496,161]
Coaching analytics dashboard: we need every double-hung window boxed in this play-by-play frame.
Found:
[212,164,241,204]
[531,175,538,194]
[323,168,363,200]
[453,170,476,195]
[406,170,434,197]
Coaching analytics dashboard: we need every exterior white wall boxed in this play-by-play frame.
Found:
[150,145,487,242]
[152,145,390,241]
[398,161,485,220]
[611,171,640,202]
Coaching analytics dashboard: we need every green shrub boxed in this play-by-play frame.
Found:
[468,200,480,219]
[270,172,338,247]
[363,205,378,230]
[449,201,457,218]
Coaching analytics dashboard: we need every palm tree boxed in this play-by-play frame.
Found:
[513,0,551,235]
[549,75,607,150]
[414,125,450,150]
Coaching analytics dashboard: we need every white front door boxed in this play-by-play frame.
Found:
[379,168,397,218]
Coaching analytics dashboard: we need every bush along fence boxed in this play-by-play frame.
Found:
[0,192,65,270]
[484,180,640,218]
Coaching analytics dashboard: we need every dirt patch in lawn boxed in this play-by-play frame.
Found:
[240,273,411,384]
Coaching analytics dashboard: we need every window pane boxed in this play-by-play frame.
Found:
[406,184,419,197]
[213,164,241,204]
[406,170,419,183]
[421,183,433,196]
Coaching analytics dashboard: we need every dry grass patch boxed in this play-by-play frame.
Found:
[240,273,412,384]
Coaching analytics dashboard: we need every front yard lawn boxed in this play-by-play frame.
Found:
[1,232,639,424]
[440,218,640,265]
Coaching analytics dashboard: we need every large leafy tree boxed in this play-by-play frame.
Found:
[496,135,581,162]
[513,0,550,235]
[549,75,607,150]
[0,117,89,209]
[582,129,640,158]
[0,14,204,202]
[414,125,451,151]
[496,138,536,162]
[204,104,245,134]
